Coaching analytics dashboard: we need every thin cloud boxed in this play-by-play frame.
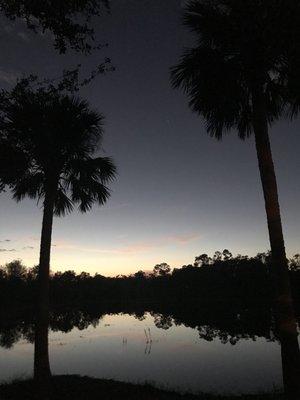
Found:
[23,246,34,250]
[117,234,200,255]
[0,239,11,243]
[0,248,16,252]
[164,234,200,244]
[29,236,40,241]
[50,233,200,256]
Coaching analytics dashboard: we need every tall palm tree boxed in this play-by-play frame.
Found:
[0,87,116,393]
[171,1,300,397]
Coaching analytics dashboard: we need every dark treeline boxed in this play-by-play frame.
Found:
[1,250,300,311]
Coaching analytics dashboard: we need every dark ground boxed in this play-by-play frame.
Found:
[0,376,283,400]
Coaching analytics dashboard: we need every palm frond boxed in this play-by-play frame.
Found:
[77,182,110,213]
[171,0,299,139]
[12,172,44,201]
[171,47,249,139]
[285,54,300,118]
[67,156,116,213]
[0,139,29,189]
[54,188,74,216]
[71,156,117,182]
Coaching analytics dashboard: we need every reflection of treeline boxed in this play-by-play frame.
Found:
[0,301,279,350]
[1,251,300,309]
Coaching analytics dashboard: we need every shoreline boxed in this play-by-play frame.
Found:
[0,375,283,400]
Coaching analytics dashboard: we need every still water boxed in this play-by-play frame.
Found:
[0,312,283,394]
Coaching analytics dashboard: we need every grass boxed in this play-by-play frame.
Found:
[0,375,283,400]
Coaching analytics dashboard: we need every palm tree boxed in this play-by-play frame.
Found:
[0,87,116,393]
[171,1,300,397]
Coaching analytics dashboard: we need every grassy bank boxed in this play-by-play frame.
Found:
[0,375,283,400]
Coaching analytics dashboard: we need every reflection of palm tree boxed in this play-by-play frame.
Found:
[143,328,153,355]
[171,1,300,396]
[2,88,116,392]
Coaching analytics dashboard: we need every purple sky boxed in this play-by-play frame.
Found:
[0,0,299,276]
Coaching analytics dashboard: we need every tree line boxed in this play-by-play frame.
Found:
[1,251,299,309]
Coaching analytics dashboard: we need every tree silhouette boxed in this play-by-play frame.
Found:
[194,253,211,267]
[4,260,27,280]
[289,255,300,272]
[0,1,113,195]
[0,0,109,54]
[0,86,116,393]
[0,135,28,192]
[171,1,300,397]
[153,263,171,276]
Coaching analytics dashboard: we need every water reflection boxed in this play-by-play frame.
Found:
[0,304,291,394]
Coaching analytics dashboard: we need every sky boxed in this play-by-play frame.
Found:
[0,0,299,276]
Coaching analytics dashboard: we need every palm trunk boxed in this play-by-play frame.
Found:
[252,86,300,398]
[34,183,56,398]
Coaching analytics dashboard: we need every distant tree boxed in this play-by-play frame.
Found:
[27,265,39,281]
[222,249,232,261]
[0,266,6,280]
[213,251,222,262]
[94,273,105,280]
[134,270,146,279]
[78,271,91,280]
[171,1,300,396]
[180,264,194,270]
[289,254,300,272]
[235,254,248,261]
[0,0,109,54]
[59,271,77,283]
[194,253,211,267]
[5,259,27,280]
[0,86,116,390]
[153,263,171,276]
[255,251,272,265]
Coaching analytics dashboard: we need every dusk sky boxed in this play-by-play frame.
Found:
[0,0,299,276]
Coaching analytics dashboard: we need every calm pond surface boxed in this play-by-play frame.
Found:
[0,311,286,394]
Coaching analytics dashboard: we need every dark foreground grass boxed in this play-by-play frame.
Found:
[0,375,283,400]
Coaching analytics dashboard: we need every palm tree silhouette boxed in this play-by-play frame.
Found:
[171,1,300,396]
[1,87,116,392]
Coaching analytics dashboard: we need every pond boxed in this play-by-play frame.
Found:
[0,311,285,395]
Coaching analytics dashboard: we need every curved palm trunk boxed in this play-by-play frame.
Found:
[34,184,56,398]
[252,86,300,398]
